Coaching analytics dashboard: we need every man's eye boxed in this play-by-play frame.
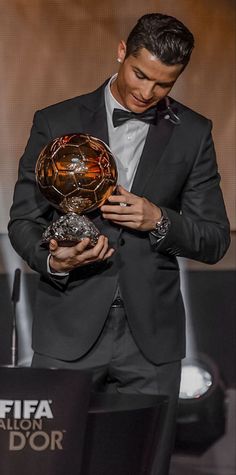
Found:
[158,83,172,89]
[135,72,145,79]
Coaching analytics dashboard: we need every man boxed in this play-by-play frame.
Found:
[8,13,230,474]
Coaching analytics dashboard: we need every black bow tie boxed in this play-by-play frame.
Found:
[112,107,157,128]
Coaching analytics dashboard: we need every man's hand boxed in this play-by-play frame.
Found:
[49,235,114,273]
[101,185,162,231]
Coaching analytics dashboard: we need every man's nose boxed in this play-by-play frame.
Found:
[140,84,154,101]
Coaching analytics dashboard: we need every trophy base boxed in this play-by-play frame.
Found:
[41,213,100,247]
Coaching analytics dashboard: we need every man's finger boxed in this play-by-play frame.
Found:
[49,239,58,252]
[76,237,91,251]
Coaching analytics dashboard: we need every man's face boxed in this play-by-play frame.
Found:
[111,43,184,113]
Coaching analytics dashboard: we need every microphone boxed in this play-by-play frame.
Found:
[10,268,21,367]
[11,268,21,304]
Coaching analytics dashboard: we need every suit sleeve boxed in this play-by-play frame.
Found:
[151,120,230,264]
[8,110,69,287]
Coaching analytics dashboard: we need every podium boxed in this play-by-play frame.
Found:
[0,367,91,475]
[0,367,168,475]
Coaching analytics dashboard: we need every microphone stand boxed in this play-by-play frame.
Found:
[10,268,21,367]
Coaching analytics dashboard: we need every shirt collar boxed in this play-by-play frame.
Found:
[105,74,130,120]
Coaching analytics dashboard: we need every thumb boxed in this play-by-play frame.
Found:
[118,185,135,199]
[117,185,129,195]
[49,239,58,252]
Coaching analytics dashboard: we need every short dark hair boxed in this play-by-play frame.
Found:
[126,13,194,66]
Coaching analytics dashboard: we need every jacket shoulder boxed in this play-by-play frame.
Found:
[37,80,108,119]
[170,97,212,127]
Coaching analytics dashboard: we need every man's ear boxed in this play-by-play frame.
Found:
[117,40,127,63]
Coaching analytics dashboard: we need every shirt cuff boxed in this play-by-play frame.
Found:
[47,254,69,276]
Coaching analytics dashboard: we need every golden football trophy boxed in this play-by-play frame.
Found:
[35,133,118,246]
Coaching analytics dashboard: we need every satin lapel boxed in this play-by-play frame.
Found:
[78,86,109,145]
[131,118,175,196]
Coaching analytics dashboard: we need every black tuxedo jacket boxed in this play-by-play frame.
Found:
[8,81,230,364]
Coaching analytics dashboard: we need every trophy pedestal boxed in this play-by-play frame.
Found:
[41,213,100,247]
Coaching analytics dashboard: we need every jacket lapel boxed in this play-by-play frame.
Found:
[77,82,109,145]
[131,117,175,196]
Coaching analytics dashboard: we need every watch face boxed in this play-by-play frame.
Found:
[152,215,170,237]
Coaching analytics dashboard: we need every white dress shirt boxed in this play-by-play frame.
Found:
[105,74,150,190]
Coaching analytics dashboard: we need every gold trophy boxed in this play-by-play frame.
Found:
[35,133,118,246]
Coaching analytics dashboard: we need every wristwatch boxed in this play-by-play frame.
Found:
[150,209,170,239]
